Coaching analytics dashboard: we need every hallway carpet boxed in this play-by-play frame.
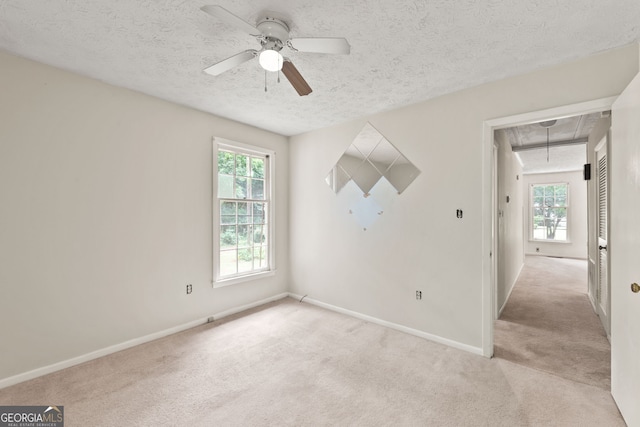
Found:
[494,256,611,390]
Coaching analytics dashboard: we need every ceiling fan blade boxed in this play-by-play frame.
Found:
[282,60,312,96]
[201,5,260,36]
[288,38,350,55]
[203,50,257,76]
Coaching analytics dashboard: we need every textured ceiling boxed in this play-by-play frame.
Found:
[515,145,586,174]
[497,113,601,174]
[0,1,639,136]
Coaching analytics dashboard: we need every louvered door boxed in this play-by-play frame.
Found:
[595,138,609,333]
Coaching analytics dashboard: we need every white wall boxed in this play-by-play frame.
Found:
[289,44,638,351]
[523,171,587,259]
[0,51,289,381]
[495,133,524,314]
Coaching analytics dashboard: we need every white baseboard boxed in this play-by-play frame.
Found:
[211,292,289,320]
[0,292,289,390]
[289,293,483,356]
[498,262,525,317]
[525,253,588,261]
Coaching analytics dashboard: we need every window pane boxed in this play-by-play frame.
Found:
[220,249,237,276]
[253,202,265,224]
[238,248,253,273]
[237,202,248,215]
[218,151,235,175]
[235,177,247,199]
[533,186,542,197]
[533,207,544,224]
[236,155,249,177]
[220,200,236,225]
[237,202,250,223]
[254,246,267,268]
[238,224,252,246]
[252,179,264,200]
[221,215,236,225]
[544,186,555,197]
[221,201,236,215]
[220,225,237,249]
[218,175,234,198]
[251,157,265,179]
[533,196,543,207]
[253,225,265,245]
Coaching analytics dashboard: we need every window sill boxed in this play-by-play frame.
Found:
[529,239,572,244]
[213,269,276,288]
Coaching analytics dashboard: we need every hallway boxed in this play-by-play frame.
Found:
[494,256,610,390]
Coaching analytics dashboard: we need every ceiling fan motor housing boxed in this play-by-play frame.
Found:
[257,17,290,48]
[261,38,283,52]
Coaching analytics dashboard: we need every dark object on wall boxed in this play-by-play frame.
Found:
[506,195,510,203]
[584,163,592,180]
[456,209,463,218]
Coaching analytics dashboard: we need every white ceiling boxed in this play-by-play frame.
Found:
[515,144,586,174]
[0,1,639,136]
[498,113,601,174]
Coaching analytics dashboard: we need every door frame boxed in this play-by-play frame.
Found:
[481,96,618,357]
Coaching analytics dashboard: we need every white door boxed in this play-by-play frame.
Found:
[610,72,640,426]
[587,117,611,336]
[595,138,610,335]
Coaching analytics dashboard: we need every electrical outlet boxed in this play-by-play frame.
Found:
[186,284,192,294]
[536,247,540,253]
[207,316,214,323]
[416,290,422,300]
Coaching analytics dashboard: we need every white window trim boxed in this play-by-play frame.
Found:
[212,137,276,287]
[529,182,571,244]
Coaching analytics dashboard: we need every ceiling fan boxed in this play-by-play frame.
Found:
[201,5,350,96]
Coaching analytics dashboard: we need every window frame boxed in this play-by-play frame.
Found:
[212,138,276,287]
[529,182,570,243]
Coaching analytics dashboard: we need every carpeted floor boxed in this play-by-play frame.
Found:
[0,287,624,426]
[494,256,611,390]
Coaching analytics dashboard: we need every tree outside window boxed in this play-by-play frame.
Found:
[532,183,568,241]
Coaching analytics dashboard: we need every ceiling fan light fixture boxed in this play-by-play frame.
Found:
[259,49,283,72]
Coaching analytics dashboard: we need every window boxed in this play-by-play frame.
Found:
[214,139,274,284]
[531,183,569,242]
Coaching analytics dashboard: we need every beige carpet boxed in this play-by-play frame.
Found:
[0,296,624,426]
[494,256,611,391]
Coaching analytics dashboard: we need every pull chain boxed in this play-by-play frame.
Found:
[264,70,267,92]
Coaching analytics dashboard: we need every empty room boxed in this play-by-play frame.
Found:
[1,1,639,426]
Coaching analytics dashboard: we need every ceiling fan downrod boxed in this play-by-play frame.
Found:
[539,119,557,163]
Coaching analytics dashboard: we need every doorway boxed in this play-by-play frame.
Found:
[481,96,617,357]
